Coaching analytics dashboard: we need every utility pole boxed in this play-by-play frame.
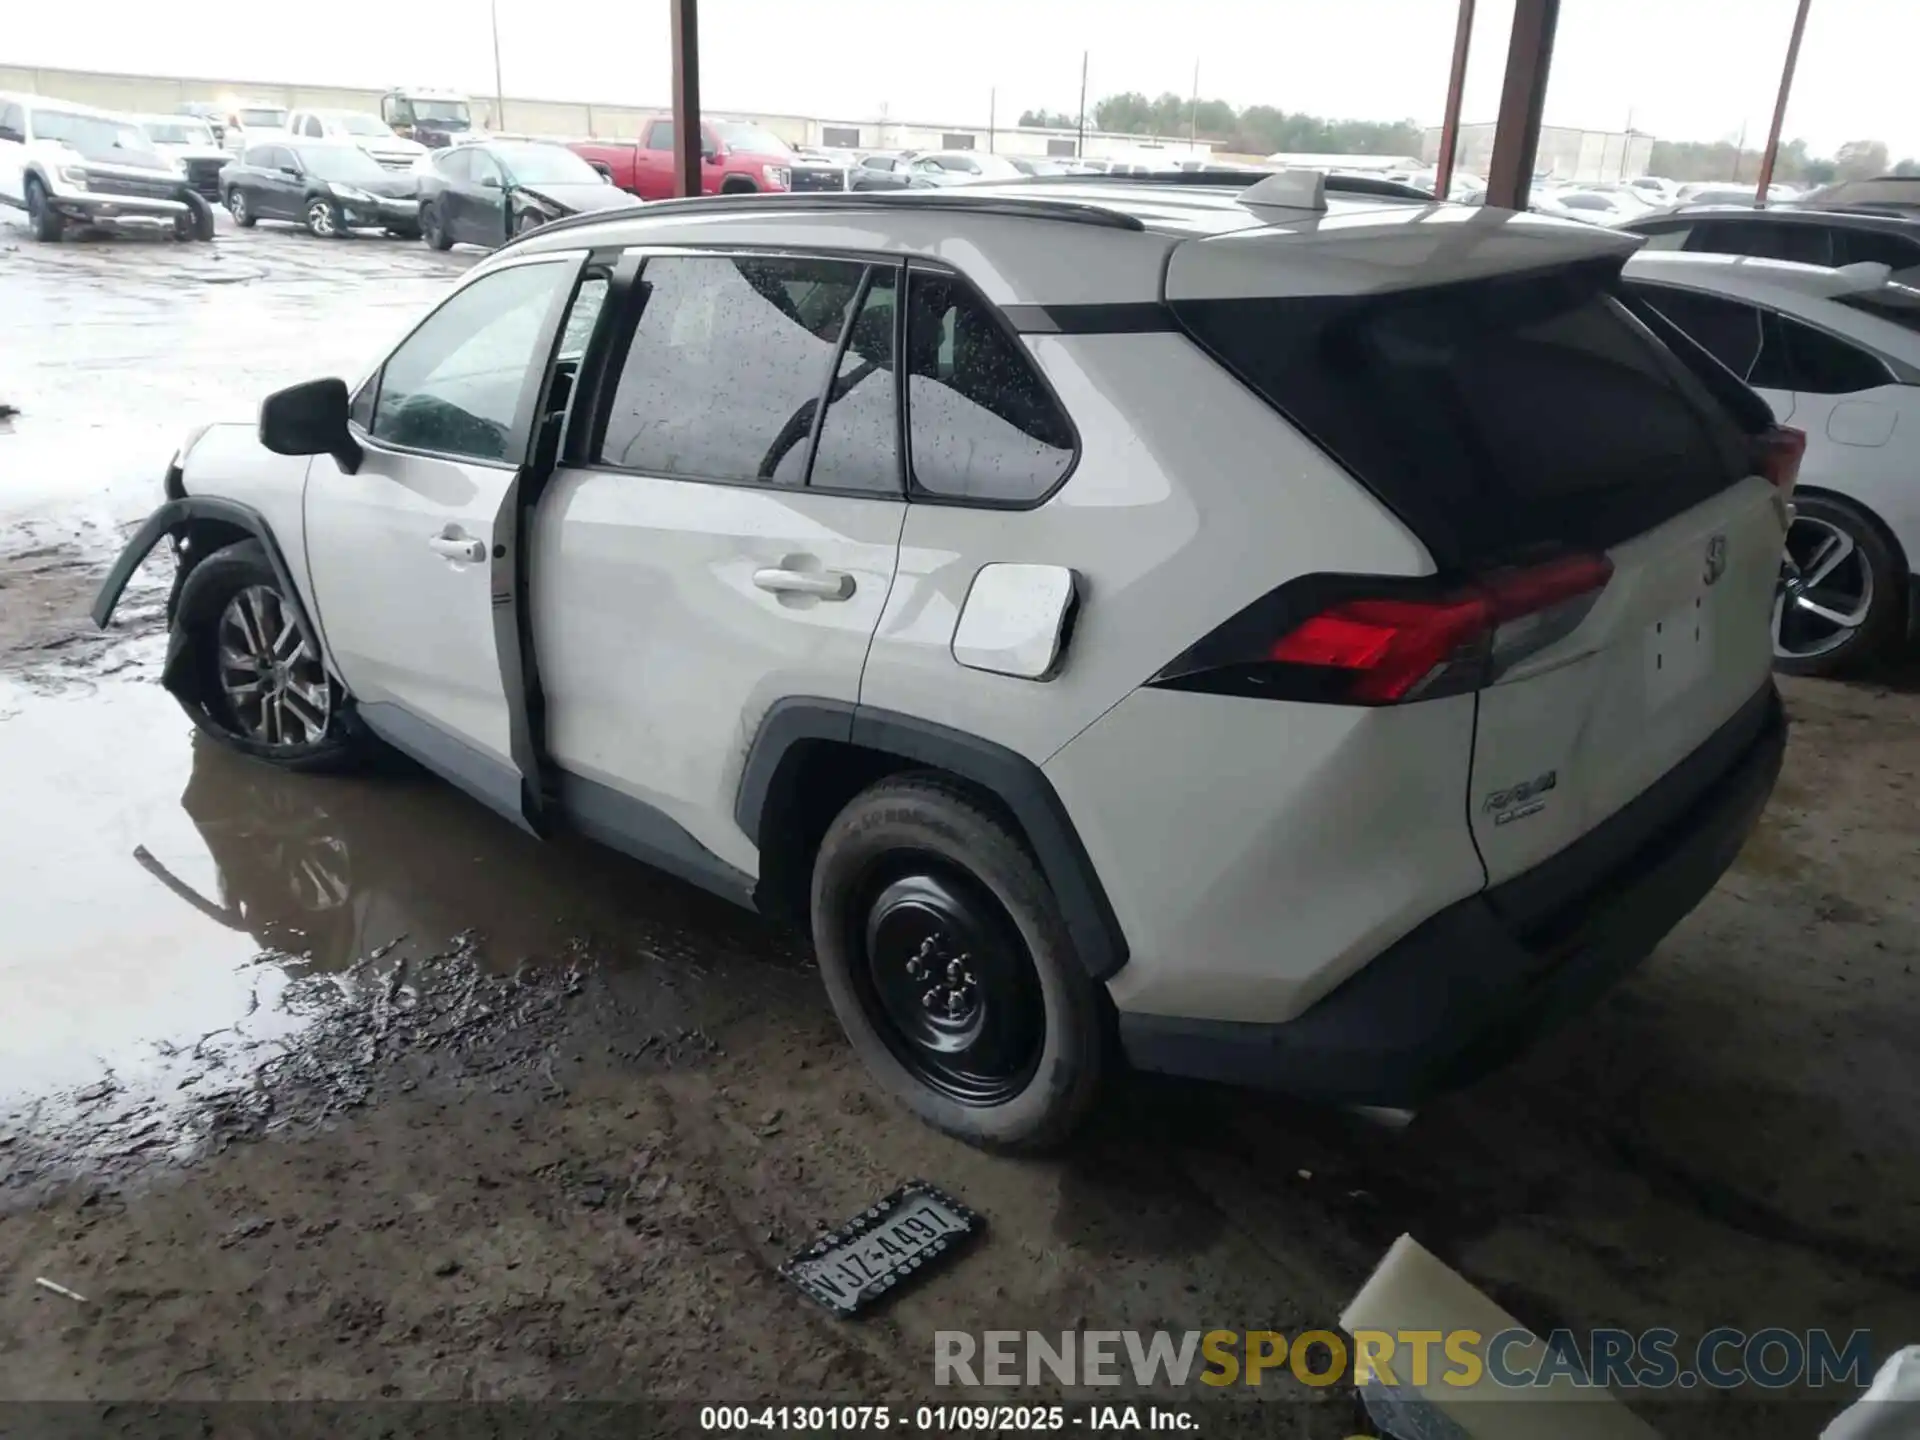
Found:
[670,0,701,197]
[1189,59,1199,149]
[989,88,996,153]
[1620,105,1633,180]
[1755,0,1813,201]
[1076,51,1088,158]
[489,0,506,133]
[1733,118,1747,181]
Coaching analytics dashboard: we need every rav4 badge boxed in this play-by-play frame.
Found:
[1485,770,1557,826]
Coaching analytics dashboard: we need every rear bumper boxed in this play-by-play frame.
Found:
[1119,683,1786,1105]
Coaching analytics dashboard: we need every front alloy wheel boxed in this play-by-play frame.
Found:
[306,198,341,238]
[216,585,333,748]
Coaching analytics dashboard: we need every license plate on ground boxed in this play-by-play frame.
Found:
[780,1181,981,1316]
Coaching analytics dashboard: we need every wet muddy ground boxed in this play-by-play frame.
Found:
[2,208,1919,1437]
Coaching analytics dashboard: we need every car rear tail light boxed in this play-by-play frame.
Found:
[1151,553,1614,707]
[1753,424,1805,494]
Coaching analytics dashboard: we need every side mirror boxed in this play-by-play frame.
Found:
[261,378,361,475]
[481,173,503,190]
[0,127,22,145]
[280,164,300,177]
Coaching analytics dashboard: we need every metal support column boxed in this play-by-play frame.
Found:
[1433,0,1475,202]
[670,0,702,198]
[1755,0,1813,201]
[1484,0,1560,212]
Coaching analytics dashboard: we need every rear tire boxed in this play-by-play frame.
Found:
[1773,492,1906,677]
[810,775,1108,1152]
[420,202,453,251]
[227,187,256,227]
[26,177,63,242]
[169,539,367,773]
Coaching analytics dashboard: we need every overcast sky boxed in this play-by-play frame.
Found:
[11,0,1919,158]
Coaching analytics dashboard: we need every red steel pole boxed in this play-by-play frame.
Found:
[671,0,702,198]
[1434,0,1476,202]
[1754,0,1813,202]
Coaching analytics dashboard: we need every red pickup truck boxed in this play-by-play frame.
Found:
[570,117,793,200]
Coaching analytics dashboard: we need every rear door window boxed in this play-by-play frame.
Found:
[1173,265,1754,566]
[810,269,901,494]
[644,121,674,152]
[597,254,869,486]
[904,270,1076,504]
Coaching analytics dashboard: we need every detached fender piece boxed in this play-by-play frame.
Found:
[91,496,323,663]
[736,700,1130,981]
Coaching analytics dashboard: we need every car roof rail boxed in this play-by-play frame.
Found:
[499,188,1148,252]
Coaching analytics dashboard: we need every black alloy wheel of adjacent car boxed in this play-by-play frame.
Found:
[227,188,256,227]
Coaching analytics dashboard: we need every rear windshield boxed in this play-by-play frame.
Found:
[1173,263,1758,568]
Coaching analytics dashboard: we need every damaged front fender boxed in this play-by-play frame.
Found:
[91,496,325,665]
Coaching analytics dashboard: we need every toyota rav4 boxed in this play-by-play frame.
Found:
[93,176,1794,1150]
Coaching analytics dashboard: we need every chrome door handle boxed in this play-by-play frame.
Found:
[753,567,855,600]
[429,534,487,563]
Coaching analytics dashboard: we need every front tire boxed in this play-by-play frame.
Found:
[170,540,365,772]
[810,775,1108,1152]
[26,177,63,242]
[177,191,216,242]
[1773,492,1906,677]
[227,187,256,227]
[305,197,345,239]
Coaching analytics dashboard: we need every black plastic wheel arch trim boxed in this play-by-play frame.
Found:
[90,495,322,662]
[735,699,1130,981]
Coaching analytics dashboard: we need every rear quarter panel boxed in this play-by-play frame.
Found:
[858,330,1434,766]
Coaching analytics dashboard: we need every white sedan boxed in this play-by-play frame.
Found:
[1626,251,1920,673]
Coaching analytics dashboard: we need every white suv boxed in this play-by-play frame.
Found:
[285,108,427,172]
[92,178,1794,1149]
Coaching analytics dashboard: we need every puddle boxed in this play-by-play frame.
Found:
[0,648,804,1188]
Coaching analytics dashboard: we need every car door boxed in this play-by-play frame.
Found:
[303,252,589,826]
[532,251,906,880]
[261,145,304,219]
[456,149,507,246]
[635,120,675,199]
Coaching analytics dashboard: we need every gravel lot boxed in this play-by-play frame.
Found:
[1,209,1917,1437]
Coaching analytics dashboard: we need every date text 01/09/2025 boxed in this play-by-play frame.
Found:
[698,1404,1206,1431]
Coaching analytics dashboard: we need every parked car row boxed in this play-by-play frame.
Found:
[219,136,634,247]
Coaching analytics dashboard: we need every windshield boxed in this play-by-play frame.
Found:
[33,110,165,166]
[335,113,394,138]
[496,143,601,186]
[239,108,286,128]
[298,144,389,183]
[143,121,215,147]
[715,121,792,156]
[410,100,471,125]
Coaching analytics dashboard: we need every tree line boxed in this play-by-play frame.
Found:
[1021,91,1918,182]
[1019,92,1421,159]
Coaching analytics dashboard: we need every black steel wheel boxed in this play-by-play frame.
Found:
[858,866,1045,1107]
[811,774,1108,1151]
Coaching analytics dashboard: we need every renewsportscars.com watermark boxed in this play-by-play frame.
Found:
[934,1328,1876,1392]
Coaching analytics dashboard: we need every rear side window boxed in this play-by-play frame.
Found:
[1691,219,1832,266]
[1834,229,1920,270]
[1629,284,1765,381]
[598,255,869,486]
[904,270,1076,504]
[437,149,472,183]
[1758,317,1892,394]
[810,269,900,493]
[1173,264,1754,567]
[1837,286,1920,335]
[644,120,674,152]
[1633,224,1691,250]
